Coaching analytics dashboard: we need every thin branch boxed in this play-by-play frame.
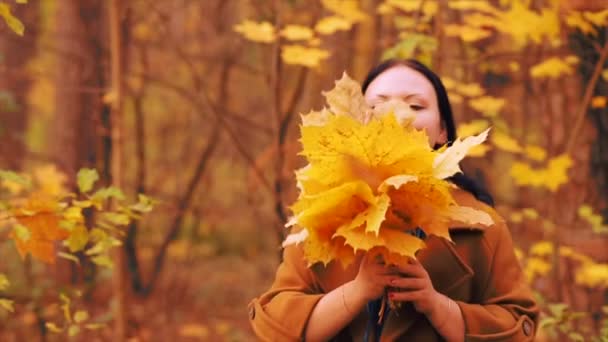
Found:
[141,119,221,295]
[565,39,608,154]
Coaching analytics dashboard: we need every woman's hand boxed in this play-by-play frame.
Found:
[351,253,394,302]
[387,258,444,319]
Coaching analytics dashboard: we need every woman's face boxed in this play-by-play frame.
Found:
[363,65,447,146]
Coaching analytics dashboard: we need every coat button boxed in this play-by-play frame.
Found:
[248,305,256,320]
[522,319,533,336]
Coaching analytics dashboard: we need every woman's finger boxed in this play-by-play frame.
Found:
[388,289,423,302]
[389,277,426,290]
[394,263,426,278]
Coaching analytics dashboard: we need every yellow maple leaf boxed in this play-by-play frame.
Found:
[467,144,491,157]
[524,257,552,282]
[441,77,456,90]
[524,145,547,161]
[575,263,608,288]
[445,24,492,42]
[320,0,368,23]
[284,74,492,267]
[281,45,330,68]
[468,96,506,117]
[491,131,522,153]
[448,0,500,15]
[315,16,353,35]
[530,241,553,257]
[530,57,574,79]
[233,20,276,43]
[578,205,608,234]
[33,164,67,197]
[433,128,490,179]
[462,12,500,29]
[456,82,485,98]
[565,11,597,36]
[583,9,608,27]
[457,120,490,138]
[179,323,209,338]
[322,73,372,123]
[510,154,572,191]
[591,96,607,109]
[280,25,314,41]
[385,0,438,18]
[496,1,560,48]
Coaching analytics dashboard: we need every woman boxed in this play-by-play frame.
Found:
[248,59,539,341]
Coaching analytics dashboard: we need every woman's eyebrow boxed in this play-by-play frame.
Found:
[377,93,427,102]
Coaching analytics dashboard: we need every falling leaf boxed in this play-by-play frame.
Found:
[530,57,574,79]
[280,25,314,41]
[233,20,276,43]
[315,16,353,35]
[281,45,330,68]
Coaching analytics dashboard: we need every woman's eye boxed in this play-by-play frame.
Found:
[410,104,424,111]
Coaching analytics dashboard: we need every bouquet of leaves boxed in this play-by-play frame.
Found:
[283,73,494,268]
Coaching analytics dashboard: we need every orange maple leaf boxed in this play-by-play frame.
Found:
[9,194,69,264]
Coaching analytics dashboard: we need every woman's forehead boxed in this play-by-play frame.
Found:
[364,65,436,98]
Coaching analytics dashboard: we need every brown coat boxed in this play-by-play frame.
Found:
[248,189,539,341]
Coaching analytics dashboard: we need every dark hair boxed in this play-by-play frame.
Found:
[362,59,494,206]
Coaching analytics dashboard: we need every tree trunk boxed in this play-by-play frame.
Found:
[0,3,39,169]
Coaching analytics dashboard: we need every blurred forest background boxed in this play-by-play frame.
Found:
[0,0,607,341]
